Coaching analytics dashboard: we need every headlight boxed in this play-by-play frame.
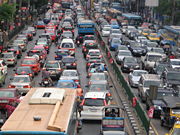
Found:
[135,65,139,68]
[124,65,128,67]
[154,105,162,110]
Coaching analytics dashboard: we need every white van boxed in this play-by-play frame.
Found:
[59,38,75,56]
[81,91,111,120]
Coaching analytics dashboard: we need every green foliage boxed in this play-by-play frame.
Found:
[0,3,16,22]
[154,0,172,16]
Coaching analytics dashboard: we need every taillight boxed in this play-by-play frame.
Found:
[29,73,33,77]
[8,59,14,61]
[107,93,111,97]
[40,56,43,59]
[84,49,87,52]
[54,56,58,58]
[45,46,49,49]
[99,55,102,58]
[86,55,90,58]
[8,85,15,88]
[77,84,81,88]
[72,63,76,66]
[16,50,20,54]
[88,73,91,77]
[23,85,31,88]
[74,80,79,82]
[87,63,91,66]
[82,46,85,49]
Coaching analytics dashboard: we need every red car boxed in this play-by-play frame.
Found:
[35,21,46,29]
[21,57,41,74]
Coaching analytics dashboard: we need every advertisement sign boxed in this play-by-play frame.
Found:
[145,0,159,7]
[148,106,154,118]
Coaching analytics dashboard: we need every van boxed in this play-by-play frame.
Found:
[59,38,75,56]
[138,74,162,102]
[81,91,111,120]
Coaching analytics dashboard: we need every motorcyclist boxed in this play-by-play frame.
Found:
[41,69,53,86]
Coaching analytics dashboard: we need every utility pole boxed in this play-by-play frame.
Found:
[171,0,176,25]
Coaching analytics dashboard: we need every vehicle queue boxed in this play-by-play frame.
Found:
[0,1,129,135]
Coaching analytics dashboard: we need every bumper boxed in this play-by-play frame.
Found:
[81,111,102,120]
[17,88,30,93]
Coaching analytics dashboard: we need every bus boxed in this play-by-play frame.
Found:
[161,25,180,46]
[120,13,142,26]
[0,88,80,135]
[106,8,122,21]
[77,19,96,35]
[61,0,73,11]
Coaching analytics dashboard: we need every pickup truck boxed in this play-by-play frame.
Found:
[141,52,163,72]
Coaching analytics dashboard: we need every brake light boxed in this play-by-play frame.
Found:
[8,59,14,61]
[86,55,90,58]
[29,73,33,77]
[99,55,102,58]
[16,50,20,54]
[82,46,85,49]
[91,98,97,99]
[72,63,76,66]
[77,84,81,88]
[54,56,58,58]
[87,63,91,66]
[45,46,49,49]
[84,49,87,52]
[40,56,43,59]
[88,73,91,77]
[23,85,31,88]
[8,85,15,88]
[74,79,79,82]
[107,93,111,97]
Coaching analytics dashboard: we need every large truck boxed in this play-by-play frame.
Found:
[0,87,81,135]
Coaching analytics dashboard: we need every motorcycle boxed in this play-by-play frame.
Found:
[39,78,53,87]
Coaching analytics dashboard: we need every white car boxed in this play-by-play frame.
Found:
[169,59,180,69]
[102,26,111,37]
[115,50,132,64]
[81,91,111,120]
[60,70,80,84]
[86,49,101,60]
[59,38,75,56]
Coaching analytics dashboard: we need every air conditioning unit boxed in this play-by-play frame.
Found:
[29,88,65,104]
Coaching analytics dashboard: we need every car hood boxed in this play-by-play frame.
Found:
[132,76,141,82]
[10,82,30,86]
[60,76,79,80]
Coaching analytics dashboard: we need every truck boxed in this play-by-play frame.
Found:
[141,52,163,72]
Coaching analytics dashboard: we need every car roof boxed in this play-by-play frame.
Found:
[141,74,160,80]
[90,80,108,84]
[58,80,74,82]
[61,38,74,43]
[88,49,100,52]
[13,75,30,77]
[85,91,107,99]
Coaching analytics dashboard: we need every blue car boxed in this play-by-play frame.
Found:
[110,21,120,29]
[54,49,70,60]
[56,80,78,88]
[109,38,122,51]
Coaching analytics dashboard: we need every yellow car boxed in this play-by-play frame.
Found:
[165,121,180,135]
[141,29,152,36]
[148,33,160,42]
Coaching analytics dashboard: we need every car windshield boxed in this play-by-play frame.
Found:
[14,40,24,44]
[144,81,161,87]
[150,34,159,38]
[17,67,31,74]
[84,36,95,40]
[0,91,14,98]
[45,63,59,68]
[148,55,162,61]
[112,30,120,34]
[113,39,121,44]
[103,27,111,31]
[61,43,73,48]
[84,98,104,106]
[147,42,158,47]
[28,50,41,56]
[62,71,77,76]
[133,71,147,76]
[3,54,13,58]
[171,60,180,65]
[89,52,100,56]
[125,58,137,63]
[156,64,166,72]
[90,74,106,80]
[63,58,75,62]
[153,48,164,54]
[167,72,180,81]
[89,84,107,91]
[118,51,131,56]
[57,81,75,88]
[171,128,180,135]
[13,76,30,83]
[22,60,36,65]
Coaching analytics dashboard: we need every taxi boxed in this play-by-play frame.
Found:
[165,121,180,135]
[141,29,152,36]
[21,57,41,75]
[147,33,160,42]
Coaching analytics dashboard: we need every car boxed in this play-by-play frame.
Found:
[144,41,158,51]
[7,46,22,58]
[151,47,166,60]
[46,29,57,41]
[21,30,33,41]
[14,66,34,78]
[84,35,96,43]
[43,61,62,79]
[153,61,169,76]
[128,42,147,56]
[135,36,147,43]
[21,57,41,75]
[16,34,28,44]
[121,57,140,73]
[0,60,7,75]
[12,39,27,52]
[128,70,148,88]
[89,72,108,85]
[108,33,122,44]
[169,59,180,69]
[61,31,73,39]
[8,75,34,94]
[109,38,122,51]
[62,56,77,69]
[36,38,50,53]
[82,41,98,57]
[35,21,46,29]
[141,29,152,36]
[86,49,102,60]
[60,70,80,84]
[58,38,75,56]
[39,33,52,44]
[110,19,119,29]
[80,91,111,120]
[116,45,129,52]
[115,50,132,64]
[87,63,107,76]
[54,49,71,60]
[27,26,36,36]
[147,33,160,43]
[86,56,104,69]
[125,26,136,36]
[1,52,17,66]
[101,26,111,37]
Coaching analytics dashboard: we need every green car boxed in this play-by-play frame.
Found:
[0,70,6,86]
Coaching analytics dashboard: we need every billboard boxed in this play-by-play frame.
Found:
[145,0,159,7]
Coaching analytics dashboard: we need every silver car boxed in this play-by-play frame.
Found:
[8,75,34,93]
[2,52,17,66]
[115,50,132,64]
[60,70,80,84]
[128,70,148,88]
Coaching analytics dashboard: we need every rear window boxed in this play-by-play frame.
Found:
[62,58,75,62]
[0,91,14,98]
[22,60,36,65]
[28,50,41,56]
[45,63,59,68]
[57,81,75,88]
[84,98,104,106]
[61,43,73,48]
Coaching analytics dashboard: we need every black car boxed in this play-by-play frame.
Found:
[14,66,34,78]
[121,57,140,73]
[128,42,147,56]
[161,67,180,88]
[62,56,77,69]
[82,41,98,58]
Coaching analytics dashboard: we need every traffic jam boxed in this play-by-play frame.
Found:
[0,0,180,135]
